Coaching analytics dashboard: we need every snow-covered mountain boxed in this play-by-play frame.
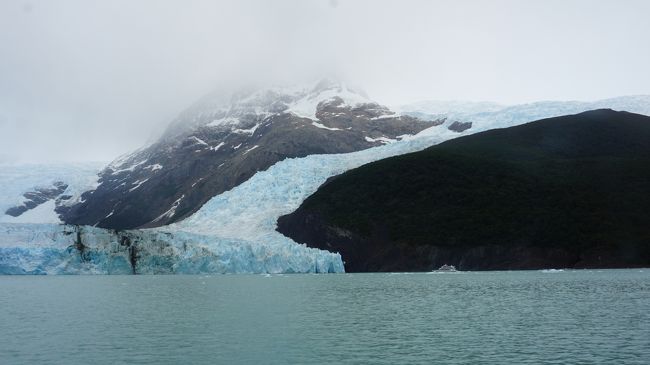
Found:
[398,95,650,133]
[0,162,104,224]
[58,79,440,229]
[3,89,650,274]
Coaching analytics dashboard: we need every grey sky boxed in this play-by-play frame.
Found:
[1,0,649,163]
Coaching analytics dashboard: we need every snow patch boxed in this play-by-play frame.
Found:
[210,142,226,151]
[144,164,163,172]
[243,145,259,155]
[232,123,261,135]
[311,121,342,131]
[128,178,149,192]
[111,159,148,175]
[152,194,185,222]
[189,136,208,146]
[365,136,397,144]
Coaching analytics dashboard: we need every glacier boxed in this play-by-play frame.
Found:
[0,224,343,274]
[167,131,460,239]
[397,95,650,132]
[0,162,105,223]
[3,94,650,275]
[0,128,458,275]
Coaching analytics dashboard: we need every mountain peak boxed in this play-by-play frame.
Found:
[163,79,375,138]
[61,78,434,229]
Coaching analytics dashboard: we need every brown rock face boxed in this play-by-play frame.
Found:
[447,121,472,132]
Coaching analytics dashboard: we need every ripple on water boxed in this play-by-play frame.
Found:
[0,270,649,365]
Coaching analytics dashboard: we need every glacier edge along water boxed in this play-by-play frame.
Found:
[0,128,458,274]
[4,96,650,274]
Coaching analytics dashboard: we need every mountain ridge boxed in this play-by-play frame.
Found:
[57,80,439,229]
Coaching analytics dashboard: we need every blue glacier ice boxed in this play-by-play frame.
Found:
[0,162,104,223]
[167,130,458,238]
[398,95,650,132]
[0,223,345,274]
[0,127,458,274]
[4,94,649,275]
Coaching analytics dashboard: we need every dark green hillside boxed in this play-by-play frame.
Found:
[277,109,650,271]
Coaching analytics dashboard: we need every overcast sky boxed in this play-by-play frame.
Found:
[1,0,649,163]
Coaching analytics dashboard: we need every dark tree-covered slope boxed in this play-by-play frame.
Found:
[277,109,650,271]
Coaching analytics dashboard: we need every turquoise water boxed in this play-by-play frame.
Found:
[1,270,649,364]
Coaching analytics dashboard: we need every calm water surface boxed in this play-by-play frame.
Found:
[1,270,649,364]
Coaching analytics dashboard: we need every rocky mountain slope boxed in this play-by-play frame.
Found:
[58,80,439,229]
[277,110,650,271]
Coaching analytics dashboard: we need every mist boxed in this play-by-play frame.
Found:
[1,0,649,163]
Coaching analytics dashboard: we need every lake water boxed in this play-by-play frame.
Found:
[1,270,649,364]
